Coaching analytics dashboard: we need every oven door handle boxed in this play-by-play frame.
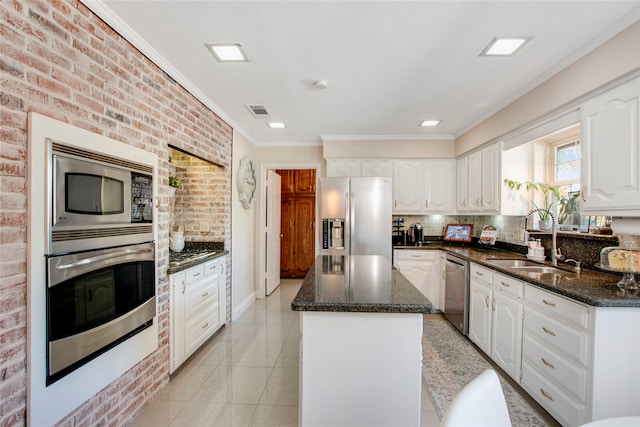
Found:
[54,247,154,271]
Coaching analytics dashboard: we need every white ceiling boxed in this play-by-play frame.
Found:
[87,1,640,146]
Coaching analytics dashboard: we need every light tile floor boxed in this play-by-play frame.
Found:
[131,279,440,427]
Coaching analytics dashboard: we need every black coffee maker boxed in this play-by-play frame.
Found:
[412,223,424,246]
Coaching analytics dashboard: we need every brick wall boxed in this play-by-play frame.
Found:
[0,1,232,425]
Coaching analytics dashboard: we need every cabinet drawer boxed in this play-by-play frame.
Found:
[186,278,218,316]
[521,361,587,427]
[523,334,587,402]
[470,263,492,285]
[204,259,219,278]
[525,285,589,329]
[394,250,439,261]
[493,272,524,300]
[186,264,205,283]
[186,303,219,356]
[524,306,589,365]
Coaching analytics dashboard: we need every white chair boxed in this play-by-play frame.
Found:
[440,369,512,427]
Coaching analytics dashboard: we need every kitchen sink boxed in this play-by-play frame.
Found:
[488,259,571,275]
[511,266,571,274]
[488,259,542,268]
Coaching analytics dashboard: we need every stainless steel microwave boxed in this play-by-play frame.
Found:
[48,140,154,254]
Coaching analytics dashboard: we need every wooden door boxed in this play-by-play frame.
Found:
[277,169,316,278]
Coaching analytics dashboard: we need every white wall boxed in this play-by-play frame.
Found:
[456,20,640,156]
[231,131,259,320]
[322,138,455,159]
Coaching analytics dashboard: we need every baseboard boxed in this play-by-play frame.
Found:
[232,292,256,321]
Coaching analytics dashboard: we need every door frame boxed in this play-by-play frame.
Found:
[257,162,321,299]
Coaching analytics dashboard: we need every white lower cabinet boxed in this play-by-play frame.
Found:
[170,255,226,373]
[393,250,442,310]
[521,284,590,427]
[469,264,640,426]
[468,263,523,381]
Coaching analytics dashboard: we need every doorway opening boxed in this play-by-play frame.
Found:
[276,169,317,278]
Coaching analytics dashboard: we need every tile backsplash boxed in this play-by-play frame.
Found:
[394,214,622,270]
[395,214,528,245]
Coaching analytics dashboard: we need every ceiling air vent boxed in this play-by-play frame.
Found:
[246,104,270,117]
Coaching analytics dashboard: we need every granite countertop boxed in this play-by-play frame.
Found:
[167,250,229,274]
[394,244,640,308]
[291,255,435,314]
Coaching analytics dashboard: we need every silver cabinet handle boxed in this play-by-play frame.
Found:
[540,388,554,401]
[500,281,510,287]
[485,295,489,308]
[182,280,186,295]
[541,358,555,369]
[581,185,587,202]
[542,326,556,336]
[542,299,556,307]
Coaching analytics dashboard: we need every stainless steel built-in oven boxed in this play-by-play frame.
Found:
[444,253,470,336]
[46,241,156,385]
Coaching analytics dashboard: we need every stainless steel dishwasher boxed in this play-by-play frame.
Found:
[444,253,470,336]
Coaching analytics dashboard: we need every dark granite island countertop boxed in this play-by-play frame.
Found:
[291,254,434,313]
[294,255,432,427]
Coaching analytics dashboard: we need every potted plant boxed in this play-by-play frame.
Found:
[168,175,182,196]
[503,179,560,230]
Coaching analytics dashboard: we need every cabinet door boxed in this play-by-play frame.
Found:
[581,77,640,215]
[455,157,468,212]
[393,160,423,213]
[468,280,492,354]
[467,151,483,212]
[424,160,455,213]
[481,143,501,213]
[491,291,523,381]
[327,159,361,177]
[395,261,441,310]
[362,159,393,177]
[277,169,295,196]
[296,169,316,194]
[218,256,227,327]
[281,197,316,278]
[169,271,187,374]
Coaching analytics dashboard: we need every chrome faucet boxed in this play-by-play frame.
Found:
[527,208,563,266]
[565,259,582,272]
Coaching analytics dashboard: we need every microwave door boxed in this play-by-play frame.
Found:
[53,154,132,226]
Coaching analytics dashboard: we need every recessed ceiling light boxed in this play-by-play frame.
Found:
[480,37,532,56]
[420,120,441,127]
[205,43,248,62]
[268,122,286,129]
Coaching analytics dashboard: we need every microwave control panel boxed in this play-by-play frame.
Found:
[131,172,153,223]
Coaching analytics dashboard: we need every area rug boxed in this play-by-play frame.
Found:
[422,316,548,426]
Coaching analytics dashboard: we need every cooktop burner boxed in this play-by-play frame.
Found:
[169,249,217,266]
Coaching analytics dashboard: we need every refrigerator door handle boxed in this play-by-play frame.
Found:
[349,191,354,255]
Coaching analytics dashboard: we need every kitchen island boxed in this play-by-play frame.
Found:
[291,255,433,427]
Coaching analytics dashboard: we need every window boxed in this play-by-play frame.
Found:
[547,132,583,231]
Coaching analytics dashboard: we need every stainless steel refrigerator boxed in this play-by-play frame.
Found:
[319,177,392,260]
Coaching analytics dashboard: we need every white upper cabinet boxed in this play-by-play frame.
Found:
[580,77,640,215]
[393,159,455,214]
[458,142,501,214]
[393,160,423,212]
[361,159,393,176]
[455,156,468,211]
[327,159,392,177]
[327,159,362,177]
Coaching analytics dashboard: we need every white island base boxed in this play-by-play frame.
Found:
[299,311,424,427]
